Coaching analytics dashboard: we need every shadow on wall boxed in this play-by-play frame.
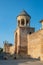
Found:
[27,55,40,61]
[0,52,40,61]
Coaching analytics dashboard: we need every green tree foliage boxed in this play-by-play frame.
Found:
[0,48,3,53]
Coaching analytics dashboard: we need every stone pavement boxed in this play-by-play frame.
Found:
[0,59,43,65]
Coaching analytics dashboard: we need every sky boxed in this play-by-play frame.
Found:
[0,0,43,47]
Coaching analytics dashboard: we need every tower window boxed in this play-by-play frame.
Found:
[21,19,24,25]
[26,20,28,25]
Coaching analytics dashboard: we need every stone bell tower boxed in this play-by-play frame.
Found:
[15,10,35,55]
[17,10,31,27]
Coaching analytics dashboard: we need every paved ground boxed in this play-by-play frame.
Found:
[0,59,43,65]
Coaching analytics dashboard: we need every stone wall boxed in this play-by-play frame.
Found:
[27,34,41,59]
[27,30,43,61]
[10,46,15,55]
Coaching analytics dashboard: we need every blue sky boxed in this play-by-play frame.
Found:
[0,0,43,47]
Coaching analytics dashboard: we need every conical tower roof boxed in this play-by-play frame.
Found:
[17,10,31,18]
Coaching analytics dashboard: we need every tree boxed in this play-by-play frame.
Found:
[0,48,3,53]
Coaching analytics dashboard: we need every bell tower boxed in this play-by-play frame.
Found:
[17,10,31,27]
[15,10,35,55]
